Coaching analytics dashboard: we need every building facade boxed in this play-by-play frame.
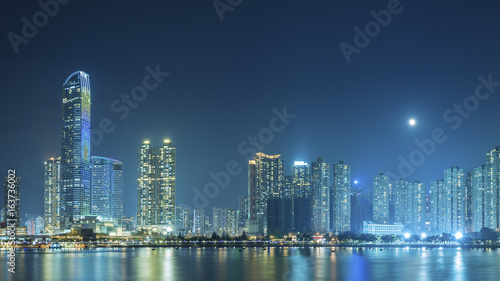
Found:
[373,171,389,224]
[247,152,284,235]
[486,147,500,231]
[332,160,350,233]
[60,71,92,225]
[44,157,61,231]
[311,157,330,233]
[91,156,123,222]
[291,161,311,198]
[137,140,176,234]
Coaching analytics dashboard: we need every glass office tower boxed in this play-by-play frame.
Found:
[60,71,91,225]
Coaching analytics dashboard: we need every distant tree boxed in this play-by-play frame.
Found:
[337,231,358,243]
[211,231,220,241]
[381,235,396,243]
[479,228,499,243]
[426,235,439,243]
[410,234,420,242]
[222,231,231,240]
[240,231,248,241]
[440,233,453,242]
[359,233,376,242]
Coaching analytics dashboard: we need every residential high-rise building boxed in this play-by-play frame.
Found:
[311,157,330,233]
[213,207,223,236]
[351,185,373,232]
[465,171,473,233]
[408,181,426,233]
[193,209,205,236]
[212,207,238,236]
[430,179,445,234]
[3,176,21,227]
[445,166,465,234]
[373,171,389,224]
[183,208,192,235]
[472,165,488,232]
[431,167,465,234]
[247,152,284,235]
[394,179,425,233]
[486,146,500,231]
[394,179,408,225]
[175,207,185,235]
[137,140,176,234]
[35,216,44,235]
[282,176,293,199]
[238,195,248,229]
[44,157,61,231]
[291,161,311,198]
[267,197,312,238]
[60,71,91,226]
[332,160,351,233]
[90,156,123,222]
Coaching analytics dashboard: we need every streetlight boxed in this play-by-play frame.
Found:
[404,233,411,239]
[454,232,463,240]
[421,233,427,239]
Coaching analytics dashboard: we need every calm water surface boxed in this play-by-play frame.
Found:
[1,247,500,281]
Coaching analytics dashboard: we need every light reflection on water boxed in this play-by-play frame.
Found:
[1,247,500,281]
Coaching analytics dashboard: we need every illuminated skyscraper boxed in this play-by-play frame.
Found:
[445,166,465,234]
[373,171,389,224]
[332,160,351,233]
[247,152,283,235]
[137,140,176,234]
[486,147,500,231]
[465,171,473,233]
[311,157,330,233]
[60,71,91,225]
[430,179,445,233]
[407,181,426,233]
[91,156,123,222]
[193,209,205,236]
[472,165,488,232]
[238,195,248,229]
[394,179,425,233]
[291,161,311,198]
[44,157,61,231]
[394,179,408,224]
[213,207,238,236]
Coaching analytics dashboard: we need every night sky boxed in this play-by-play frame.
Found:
[1,0,500,217]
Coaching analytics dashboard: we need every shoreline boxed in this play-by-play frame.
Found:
[3,243,500,250]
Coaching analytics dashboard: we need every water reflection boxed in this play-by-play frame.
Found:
[1,247,500,281]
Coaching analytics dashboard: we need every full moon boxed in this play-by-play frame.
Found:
[409,119,416,126]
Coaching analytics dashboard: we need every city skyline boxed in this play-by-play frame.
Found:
[2,1,500,280]
[2,1,500,220]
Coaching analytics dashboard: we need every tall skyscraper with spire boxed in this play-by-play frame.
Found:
[60,71,91,226]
